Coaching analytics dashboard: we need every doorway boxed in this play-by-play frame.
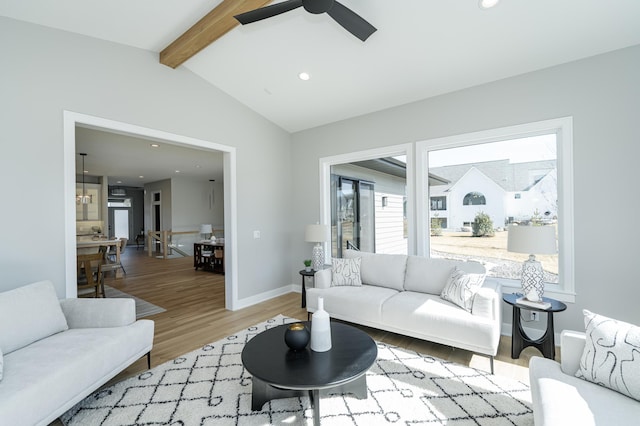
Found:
[63,111,239,309]
[111,209,132,240]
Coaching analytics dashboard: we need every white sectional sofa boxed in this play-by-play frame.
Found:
[306,250,502,372]
[529,330,640,426]
[0,280,155,426]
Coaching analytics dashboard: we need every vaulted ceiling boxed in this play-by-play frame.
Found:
[2,1,640,132]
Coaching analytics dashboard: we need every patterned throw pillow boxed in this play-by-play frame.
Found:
[576,310,640,401]
[440,267,486,312]
[331,257,362,287]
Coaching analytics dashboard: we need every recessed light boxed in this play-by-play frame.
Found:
[298,72,311,81]
[150,143,159,148]
[175,170,180,173]
[479,0,499,9]
[117,181,122,184]
[139,175,144,179]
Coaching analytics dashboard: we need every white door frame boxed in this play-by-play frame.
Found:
[63,111,239,310]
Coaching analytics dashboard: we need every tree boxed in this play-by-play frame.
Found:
[472,212,494,237]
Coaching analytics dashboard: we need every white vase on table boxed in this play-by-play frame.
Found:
[310,297,332,352]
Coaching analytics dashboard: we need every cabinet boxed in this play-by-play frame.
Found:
[194,242,224,274]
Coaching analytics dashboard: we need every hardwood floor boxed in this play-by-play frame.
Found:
[52,247,546,424]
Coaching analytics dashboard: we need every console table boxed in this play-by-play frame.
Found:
[194,242,224,274]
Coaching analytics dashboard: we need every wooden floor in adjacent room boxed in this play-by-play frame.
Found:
[51,246,548,425]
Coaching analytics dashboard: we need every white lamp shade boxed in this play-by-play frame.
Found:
[200,224,213,234]
[507,225,556,255]
[305,224,329,243]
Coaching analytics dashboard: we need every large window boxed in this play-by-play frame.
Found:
[320,144,415,261]
[417,117,574,301]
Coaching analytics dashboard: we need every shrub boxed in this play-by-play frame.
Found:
[472,212,495,237]
[431,216,443,237]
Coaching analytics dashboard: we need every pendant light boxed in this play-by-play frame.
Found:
[77,153,92,204]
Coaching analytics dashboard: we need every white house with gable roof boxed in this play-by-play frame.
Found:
[429,160,557,230]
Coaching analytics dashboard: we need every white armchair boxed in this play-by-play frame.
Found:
[529,330,640,425]
[0,281,154,426]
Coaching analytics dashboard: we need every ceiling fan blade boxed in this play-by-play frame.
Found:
[235,0,304,25]
[327,1,377,41]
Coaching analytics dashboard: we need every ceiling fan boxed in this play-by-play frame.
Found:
[234,0,377,42]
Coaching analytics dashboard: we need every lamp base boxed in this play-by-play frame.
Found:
[520,254,545,301]
[312,244,324,272]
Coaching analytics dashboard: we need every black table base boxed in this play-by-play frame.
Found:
[250,374,368,424]
[503,293,567,360]
[511,306,557,359]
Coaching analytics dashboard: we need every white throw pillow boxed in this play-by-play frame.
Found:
[440,267,486,312]
[576,310,640,401]
[0,281,69,354]
[331,257,362,287]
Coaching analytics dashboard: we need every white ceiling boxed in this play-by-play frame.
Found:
[2,1,640,134]
[75,127,223,187]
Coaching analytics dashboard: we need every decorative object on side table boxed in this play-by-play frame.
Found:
[305,223,329,272]
[310,297,332,352]
[284,322,310,351]
[507,224,556,305]
[303,259,312,272]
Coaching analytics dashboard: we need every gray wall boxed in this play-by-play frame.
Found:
[0,17,292,302]
[291,45,640,333]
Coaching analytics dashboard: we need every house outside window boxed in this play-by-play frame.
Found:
[418,117,574,301]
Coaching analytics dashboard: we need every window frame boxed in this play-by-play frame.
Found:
[416,117,575,302]
[319,143,415,264]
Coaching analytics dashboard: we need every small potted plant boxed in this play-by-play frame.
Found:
[303,259,312,272]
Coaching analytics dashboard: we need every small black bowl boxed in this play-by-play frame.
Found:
[284,323,310,351]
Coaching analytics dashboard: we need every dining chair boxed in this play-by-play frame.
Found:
[105,237,127,276]
[77,252,105,297]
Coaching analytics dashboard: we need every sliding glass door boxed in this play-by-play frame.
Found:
[332,176,375,257]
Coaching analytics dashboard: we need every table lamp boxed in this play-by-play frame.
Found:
[507,224,557,302]
[305,224,329,272]
[200,224,213,241]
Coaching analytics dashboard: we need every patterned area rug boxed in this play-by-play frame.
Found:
[61,315,533,425]
[103,285,166,319]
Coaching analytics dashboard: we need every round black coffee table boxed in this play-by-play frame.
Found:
[241,321,377,425]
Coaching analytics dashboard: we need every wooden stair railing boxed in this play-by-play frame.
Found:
[147,230,200,259]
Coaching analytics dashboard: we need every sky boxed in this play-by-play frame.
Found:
[428,134,557,168]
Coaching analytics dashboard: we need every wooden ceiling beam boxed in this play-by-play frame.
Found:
[160,0,273,69]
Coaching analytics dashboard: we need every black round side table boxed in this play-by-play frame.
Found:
[299,269,316,308]
[503,293,567,360]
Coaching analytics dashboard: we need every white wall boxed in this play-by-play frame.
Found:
[171,176,223,232]
[291,45,640,333]
[0,17,292,303]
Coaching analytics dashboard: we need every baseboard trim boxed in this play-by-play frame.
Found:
[234,284,299,310]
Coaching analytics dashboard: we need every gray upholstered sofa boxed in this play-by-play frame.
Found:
[306,250,502,372]
[529,330,640,425]
[0,280,155,426]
